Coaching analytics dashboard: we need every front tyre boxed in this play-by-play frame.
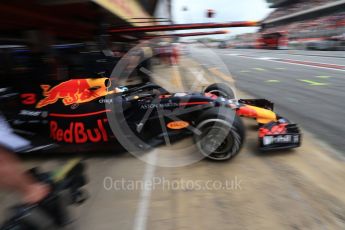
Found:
[193,108,245,160]
[204,83,235,99]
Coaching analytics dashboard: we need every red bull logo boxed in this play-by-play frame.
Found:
[36,78,115,108]
[50,119,109,143]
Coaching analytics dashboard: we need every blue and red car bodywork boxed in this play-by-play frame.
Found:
[1,78,301,155]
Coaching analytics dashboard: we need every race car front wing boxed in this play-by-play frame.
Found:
[259,121,301,151]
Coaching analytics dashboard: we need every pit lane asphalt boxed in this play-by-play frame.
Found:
[190,47,345,153]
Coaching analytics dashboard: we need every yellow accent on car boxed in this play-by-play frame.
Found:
[247,105,277,124]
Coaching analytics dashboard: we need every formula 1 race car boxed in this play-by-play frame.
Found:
[0,78,301,160]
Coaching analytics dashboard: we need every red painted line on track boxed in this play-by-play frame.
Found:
[275,59,345,70]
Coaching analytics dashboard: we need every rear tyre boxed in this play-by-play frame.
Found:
[193,107,245,160]
[204,83,235,99]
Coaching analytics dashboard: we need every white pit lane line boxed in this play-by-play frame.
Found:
[256,57,274,60]
[133,150,158,230]
[225,54,345,72]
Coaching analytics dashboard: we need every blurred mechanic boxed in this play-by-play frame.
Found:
[0,114,49,204]
[133,40,153,83]
[26,31,62,82]
[171,43,180,65]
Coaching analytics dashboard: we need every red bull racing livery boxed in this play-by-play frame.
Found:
[36,78,115,108]
[1,79,301,160]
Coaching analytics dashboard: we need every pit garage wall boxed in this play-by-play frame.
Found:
[93,0,153,26]
[154,0,172,24]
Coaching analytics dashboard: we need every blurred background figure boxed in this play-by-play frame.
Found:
[171,43,180,65]
[26,31,63,82]
[137,40,154,83]
[0,113,49,204]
